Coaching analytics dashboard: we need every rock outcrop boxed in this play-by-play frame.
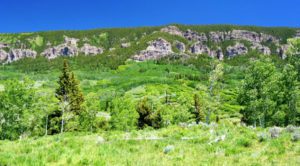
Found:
[42,36,104,59]
[0,43,9,49]
[7,49,37,62]
[226,43,248,58]
[209,31,227,43]
[42,36,79,59]
[251,43,271,55]
[159,26,283,59]
[190,42,210,55]
[80,43,104,55]
[277,44,289,59]
[174,41,185,53]
[184,30,207,42]
[161,26,183,36]
[0,49,8,61]
[210,47,224,60]
[133,38,173,61]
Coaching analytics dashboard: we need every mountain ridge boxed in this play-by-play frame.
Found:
[0,24,299,64]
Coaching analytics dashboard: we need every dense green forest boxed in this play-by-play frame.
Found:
[0,25,299,165]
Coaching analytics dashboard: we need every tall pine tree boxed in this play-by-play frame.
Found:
[56,60,84,115]
[52,60,84,133]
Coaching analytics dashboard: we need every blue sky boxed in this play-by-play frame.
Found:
[0,0,299,33]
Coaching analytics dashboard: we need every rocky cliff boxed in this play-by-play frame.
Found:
[0,25,299,63]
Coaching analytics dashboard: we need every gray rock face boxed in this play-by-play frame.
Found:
[80,43,104,55]
[160,26,283,59]
[42,45,78,59]
[230,30,279,44]
[209,31,227,43]
[251,43,271,55]
[7,49,37,62]
[121,42,131,48]
[226,43,248,58]
[277,44,289,59]
[210,47,224,60]
[42,36,104,59]
[174,41,185,53]
[133,38,173,61]
[184,29,207,42]
[64,36,79,45]
[190,42,210,55]
[230,30,261,43]
[0,43,9,49]
[42,36,79,59]
[161,26,183,36]
[0,49,8,61]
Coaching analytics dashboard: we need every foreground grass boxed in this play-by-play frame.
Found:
[0,124,299,166]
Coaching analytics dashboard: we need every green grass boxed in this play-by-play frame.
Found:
[0,124,299,166]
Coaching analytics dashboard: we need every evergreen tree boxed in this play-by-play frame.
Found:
[136,97,152,129]
[136,97,162,129]
[193,94,205,123]
[54,60,85,133]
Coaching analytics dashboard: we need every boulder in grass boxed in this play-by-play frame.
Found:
[163,145,175,154]
[269,127,281,138]
[291,133,300,142]
[285,125,297,133]
[96,136,105,145]
[257,132,268,142]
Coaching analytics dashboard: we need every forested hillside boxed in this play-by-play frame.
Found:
[0,24,299,165]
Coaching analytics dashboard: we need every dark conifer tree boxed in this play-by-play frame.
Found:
[56,60,84,115]
[48,59,85,133]
[193,94,205,123]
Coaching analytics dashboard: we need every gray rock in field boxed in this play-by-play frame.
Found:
[121,42,131,48]
[257,132,268,142]
[285,125,297,133]
[161,26,183,36]
[226,43,248,58]
[291,132,300,142]
[269,127,281,138]
[163,145,175,154]
[96,136,105,145]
